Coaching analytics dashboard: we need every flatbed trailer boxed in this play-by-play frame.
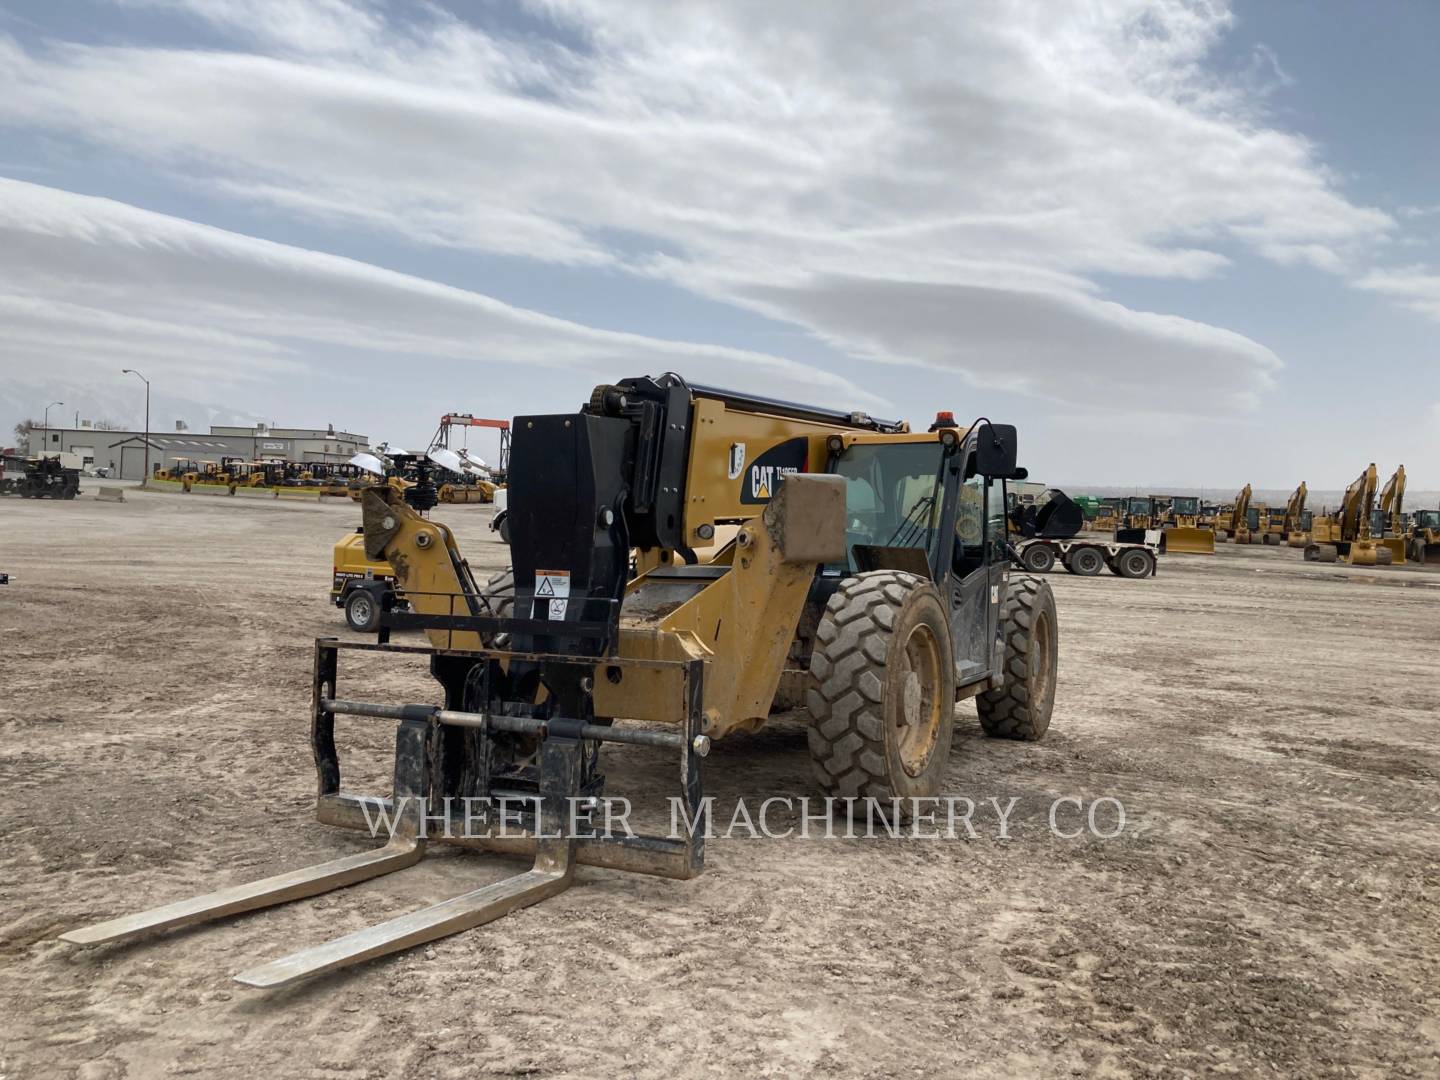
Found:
[1013,536,1158,578]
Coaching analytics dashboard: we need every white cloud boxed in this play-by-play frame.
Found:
[1352,267,1440,322]
[0,178,882,411]
[0,0,1397,412]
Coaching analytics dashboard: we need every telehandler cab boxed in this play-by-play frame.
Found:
[60,374,1058,987]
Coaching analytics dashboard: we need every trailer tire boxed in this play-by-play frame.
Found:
[344,587,382,633]
[1114,548,1154,579]
[1064,545,1104,576]
[806,571,956,808]
[977,575,1058,740]
[1020,543,1055,573]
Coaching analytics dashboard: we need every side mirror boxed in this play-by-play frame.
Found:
[973,423,1025,479]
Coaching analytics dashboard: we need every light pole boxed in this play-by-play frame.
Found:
[41,401,63,456]
[122,369,150,484]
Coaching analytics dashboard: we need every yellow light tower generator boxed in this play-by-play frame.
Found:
[61,374,1059,988]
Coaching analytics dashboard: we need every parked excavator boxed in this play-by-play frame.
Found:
[1305,463,1392,565]
[60,374,1059,988]
[1216,484,1253,543]
[1373,466,1407,564]
[1265,482,1310,547]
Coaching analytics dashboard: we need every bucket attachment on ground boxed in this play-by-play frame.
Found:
[1161,525,1215,555]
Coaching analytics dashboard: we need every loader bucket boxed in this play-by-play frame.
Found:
[1162,525,1214,555]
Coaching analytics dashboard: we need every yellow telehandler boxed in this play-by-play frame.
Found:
[60,374,1059,988]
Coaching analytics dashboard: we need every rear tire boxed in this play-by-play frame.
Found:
[1065,545,1104,576]
[1020,543,1055,573]
[977,576,1058,740]
[1114,547,1154,579]
[806,572,956,805]
[480,570,515,648]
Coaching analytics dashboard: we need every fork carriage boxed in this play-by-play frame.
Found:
[62,629,710,989]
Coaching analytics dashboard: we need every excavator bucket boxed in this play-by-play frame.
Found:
[1378,537,1407,565]
[1162,526,1215,555]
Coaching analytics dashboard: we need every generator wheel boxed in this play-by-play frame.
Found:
[1064,545,1104,576]
[1020,543,1055,573]
[806,571,956,805]
[480,569,515,648]
[977,575,1058,740]
[1114,547,1154,579]
[344,588,382,633]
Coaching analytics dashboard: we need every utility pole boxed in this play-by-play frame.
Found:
[121,370,150,484]
[42,401,63,455]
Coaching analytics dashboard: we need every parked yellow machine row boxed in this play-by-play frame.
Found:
[1073,463,1431,567]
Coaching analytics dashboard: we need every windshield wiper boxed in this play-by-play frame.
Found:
[887,492,937,550]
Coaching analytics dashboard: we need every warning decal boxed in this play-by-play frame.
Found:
[535,570,571,620]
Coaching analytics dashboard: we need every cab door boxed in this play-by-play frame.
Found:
[944,471,1001,688]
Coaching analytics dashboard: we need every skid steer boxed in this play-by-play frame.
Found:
[59,374,1058,988]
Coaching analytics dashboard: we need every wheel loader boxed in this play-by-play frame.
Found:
[1408,508,1440,565]
[1152,495,1215,555]
[59,374,1058,988]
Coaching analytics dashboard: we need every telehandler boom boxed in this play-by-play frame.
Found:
[60,374,1059,988]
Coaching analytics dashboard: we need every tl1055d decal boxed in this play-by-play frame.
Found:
[739,438,809,504]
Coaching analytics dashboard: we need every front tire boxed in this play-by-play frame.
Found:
[977,576,1058,740]
[806,572,956,804]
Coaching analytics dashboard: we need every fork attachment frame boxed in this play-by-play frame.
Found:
[59,638,707,988]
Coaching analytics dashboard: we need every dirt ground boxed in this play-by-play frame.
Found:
[2,484,1438,1079]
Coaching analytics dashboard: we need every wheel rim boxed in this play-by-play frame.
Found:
[1080,550,1099,572]
[351,595,374,626]
[1031,607,1054,711]
[896,621,944,777]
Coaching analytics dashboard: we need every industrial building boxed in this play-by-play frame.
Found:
[28,421,371,481]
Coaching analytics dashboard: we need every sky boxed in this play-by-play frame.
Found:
[0,0,1436,491]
